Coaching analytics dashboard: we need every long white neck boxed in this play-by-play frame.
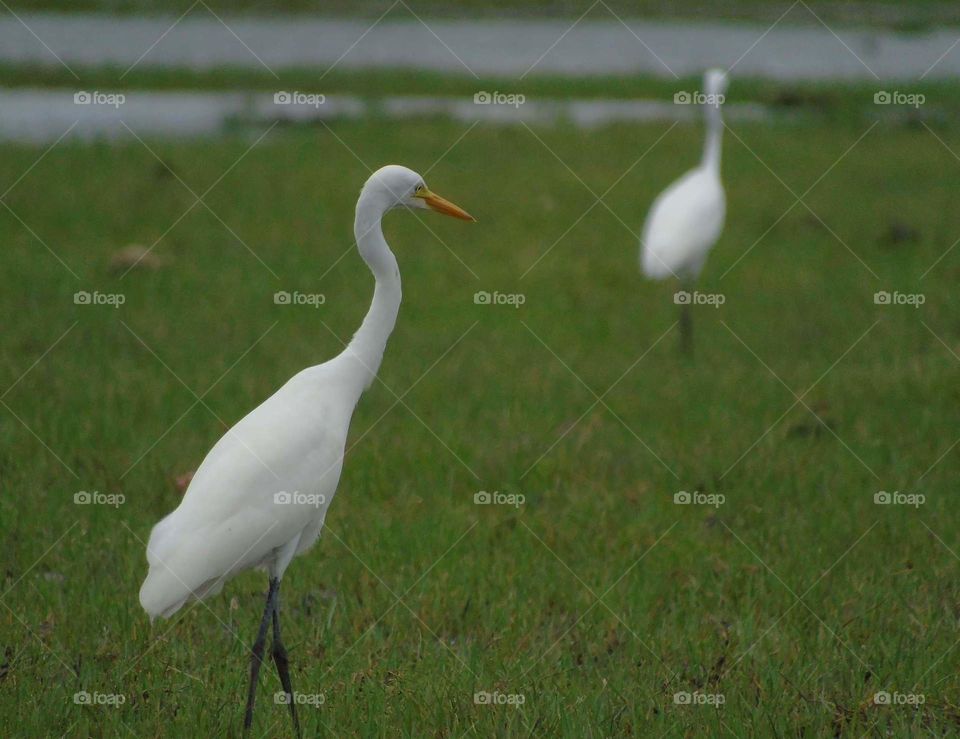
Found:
[701,102,723,173]
[341,193,402,393]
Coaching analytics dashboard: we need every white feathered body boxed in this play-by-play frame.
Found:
[139,359,360,620]
[138,164,460,624]
[641,166,725,282]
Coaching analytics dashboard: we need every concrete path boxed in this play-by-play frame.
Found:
[1,12,957,81]
[0,88,770,143]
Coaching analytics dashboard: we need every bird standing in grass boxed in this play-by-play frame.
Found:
[640,69,729,355]
[138,165,474,737]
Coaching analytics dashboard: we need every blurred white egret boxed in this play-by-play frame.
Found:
[640,69,729,354]
[138,165,474,736]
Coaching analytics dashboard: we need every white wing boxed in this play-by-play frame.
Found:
[139,362,357,619]
[641,167,725,281]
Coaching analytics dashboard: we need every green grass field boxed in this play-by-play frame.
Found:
[2,108,960,736]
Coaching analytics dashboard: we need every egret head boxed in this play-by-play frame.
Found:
[704,68,729,98]
[361,165,475,221]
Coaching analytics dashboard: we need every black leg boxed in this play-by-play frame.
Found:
[243,578,278,737]
[271,582,301,739]
[679,301,693,358]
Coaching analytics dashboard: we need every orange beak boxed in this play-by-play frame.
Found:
[416,188,476,222]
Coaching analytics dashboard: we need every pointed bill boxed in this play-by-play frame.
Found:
[417,188,476,221]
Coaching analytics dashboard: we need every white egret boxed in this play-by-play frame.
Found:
[640,69,729,354]
[138,165,474,737]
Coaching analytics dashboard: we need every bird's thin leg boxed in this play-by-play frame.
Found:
[679,301,694,357]
[243,578,278,737]
[271,580,301,739]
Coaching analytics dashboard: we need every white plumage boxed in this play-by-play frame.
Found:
[640,69,729,353]
[641,166,725,282]
[137,164,473,736]
[139,361,350,618]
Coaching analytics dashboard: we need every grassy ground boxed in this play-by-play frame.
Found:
[2,110,960,737]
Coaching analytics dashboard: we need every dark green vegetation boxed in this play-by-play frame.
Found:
[8,0,960,30]
[2,108,960,735]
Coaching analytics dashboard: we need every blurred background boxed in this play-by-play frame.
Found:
[2,1,960,736]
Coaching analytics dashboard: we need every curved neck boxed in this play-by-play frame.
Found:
[342,198,402,392]
[701,103,723,173]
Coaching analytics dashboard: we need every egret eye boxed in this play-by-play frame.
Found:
[415,184,425,195]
